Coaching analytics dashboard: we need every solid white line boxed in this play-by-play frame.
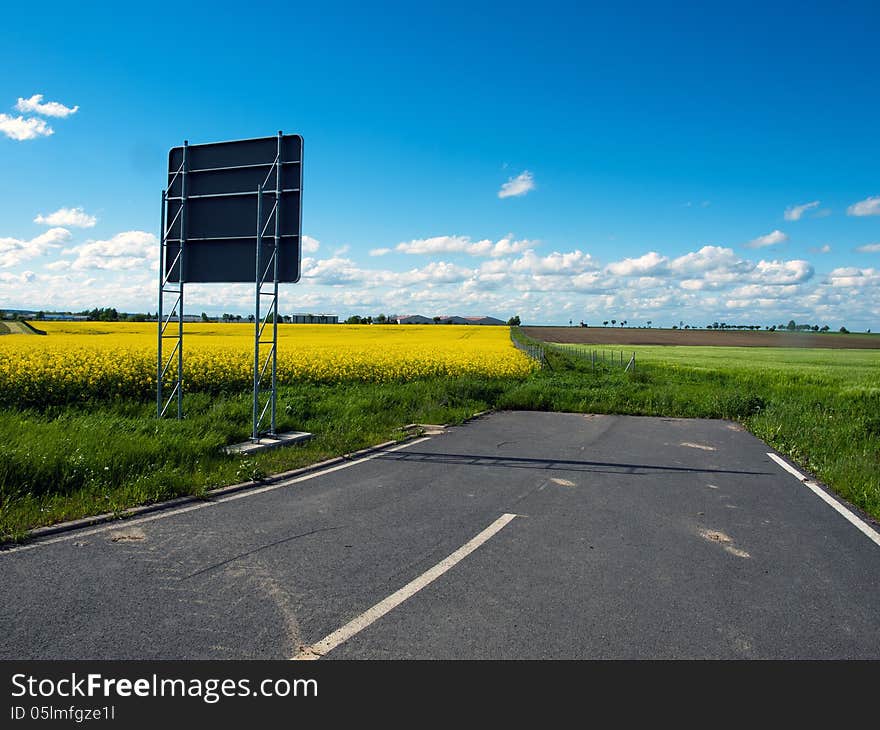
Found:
[293,513,519,660]
[767,452,880,548]
[1,438,431,556]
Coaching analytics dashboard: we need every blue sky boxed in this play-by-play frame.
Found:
[1,0,878,327]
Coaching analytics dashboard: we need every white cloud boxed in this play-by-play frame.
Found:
[301,256,363,285]
[856,243,880,253]
[569,271,613,292]
[497,171,535,199]
[34,207,97,228]
[828,267,879,288]
[809,244,832,254]
[750,259,813,285]
[680,279,706,290]
[407,261,472,284]
[302,235,320,253]
[490,236,534,257]
[15,94,79,118]
[847,196,880,217]
[369,247,392,256]
[509,249,597,275]
[396,234,534,257]
[746,230,788,249]
[669,246,747,276]
[61,231,158,271]
[0,227,71,267]
[0,114,53,141]
[784,201,819,221]
[606,251,668,276]
[0,270,38,285]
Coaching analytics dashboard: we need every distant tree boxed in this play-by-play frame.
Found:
[812,324,819,332]
[345,315,362,324]
[376,313,387,324]
[507,315,521,326]
[247,314,255,323]
[611,319,616,326]
[647,320,652,328]
[432,316,442,324]
[839,326,849,334]
[201,312,209,322]
[820,325,829,332]
[35,311,45,320]
[672,325,678,330]
[603,321,608,327]
[787,320,797,331]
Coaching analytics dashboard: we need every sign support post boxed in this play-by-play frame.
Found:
[157,141,187,419]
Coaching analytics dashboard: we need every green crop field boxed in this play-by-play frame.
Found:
[552,342,880,385]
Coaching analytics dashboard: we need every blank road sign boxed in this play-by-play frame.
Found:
[164,134,303,283]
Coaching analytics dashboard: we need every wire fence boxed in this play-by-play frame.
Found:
[510,329,546,367]
[546,343,637,372]
[510,329,638,373]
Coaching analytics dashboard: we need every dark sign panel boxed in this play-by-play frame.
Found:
[164,134,302,283]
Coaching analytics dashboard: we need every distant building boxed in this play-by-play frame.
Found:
[394,314,506,325]
[288,313,338,324]
[444,316,505,326]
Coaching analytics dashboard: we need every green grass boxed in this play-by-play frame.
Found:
[2,339,878,540]
[0,378,509,539]
[1,321,38,335]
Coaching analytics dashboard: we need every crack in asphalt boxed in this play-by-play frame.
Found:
[181,525,346,581]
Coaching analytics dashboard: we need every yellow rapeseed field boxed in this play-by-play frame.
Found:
[0,322,536,405]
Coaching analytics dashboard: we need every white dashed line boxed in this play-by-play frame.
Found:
[293,513,519,660]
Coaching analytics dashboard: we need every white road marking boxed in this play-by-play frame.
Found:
[293,513,518,660]
[767,452,880,548]
[1,438,431,556]
[681,442,716,451]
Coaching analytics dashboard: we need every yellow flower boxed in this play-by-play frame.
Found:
[0,322,535,405]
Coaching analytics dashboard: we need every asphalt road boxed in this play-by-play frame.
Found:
[2,411,878,659]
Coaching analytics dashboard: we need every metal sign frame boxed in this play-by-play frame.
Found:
[157,132,303,440]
